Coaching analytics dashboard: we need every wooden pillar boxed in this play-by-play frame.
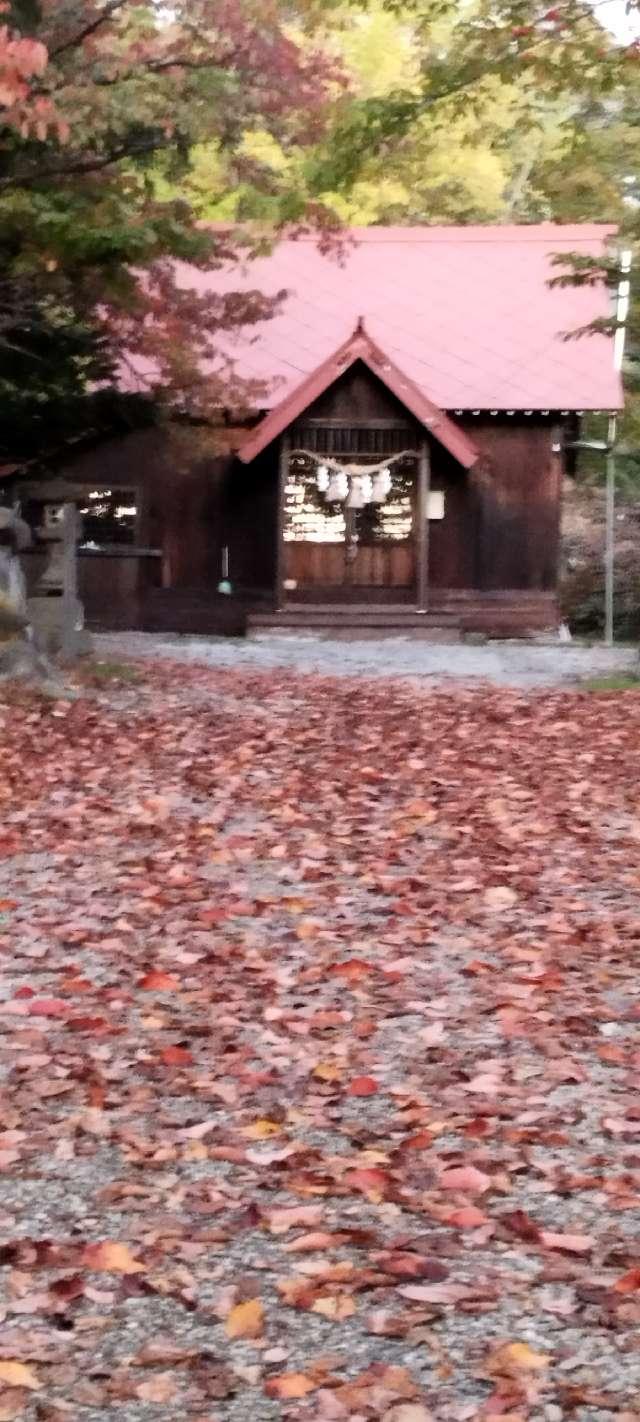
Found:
[275,434,290,611]
[416,441,430,612]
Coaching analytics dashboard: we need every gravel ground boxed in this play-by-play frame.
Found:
[93,631,639,689]
[1,662,640,1422]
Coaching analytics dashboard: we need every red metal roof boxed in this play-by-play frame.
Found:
[238,319,479,466]
[127,224,623,414]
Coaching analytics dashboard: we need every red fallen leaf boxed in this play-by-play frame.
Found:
[14,986,35,999]
[347,1076,379,1097]
[439,1165,492,1194]
[375,1253,449,1282]
[66,1016,111,1033]
[540,1231,594,1254]
[310,1011,351,1029]
[27,999,69,1018]
[345,1167,392,1199]
[445,1206,489,1229]
[400,1131,433,1151]
[197,908,228,926]
[160,1045,194,1066]
[138,970,180,991]
[330,960,373,981]
[49,1274,85,1301]
[500,1210,542,1243]
[0,899,17,912]
[613,1268,640,1293]
[464,1117,491,1138]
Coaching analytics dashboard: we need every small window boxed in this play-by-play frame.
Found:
[77,487,138,549]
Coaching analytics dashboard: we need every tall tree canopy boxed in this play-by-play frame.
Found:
[0,0,342,463]
[1,0,638,469]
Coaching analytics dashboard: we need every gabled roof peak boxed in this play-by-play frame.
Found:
[238,323,478,468]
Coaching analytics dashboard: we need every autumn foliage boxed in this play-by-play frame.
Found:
[1,663,640,1417]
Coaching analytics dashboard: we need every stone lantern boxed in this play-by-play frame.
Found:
[19,480,91,656]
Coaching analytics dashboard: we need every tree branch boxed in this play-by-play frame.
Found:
[0,134,172,190]
[48,0,130,60]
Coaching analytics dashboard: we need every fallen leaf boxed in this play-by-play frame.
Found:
[27,998,68,1018]
[267,1206,324,1234]
[383,1407,434,1422]
[419,1022,446,1047]
[135,1373,178,1402]
[613,1268,640,1293]
[138,970,180,991]
[313,1062,343,1082]
[81,1242,145,1274]
[225,1298,265,1339]
[484,886,518,909]
[439,1165,492,1194]
[344,1167,391,1199]
[376,1254,449,1282]
[485,1341,550,1376]
[398,1284,475,1303]
[445,1206,489,1229]
[160,1045,193,1066]
[264,1373,317,1399]
[0,1362,41,1390]
[311,1294,357,1319]
[540,1231,594,1254]
[346,1076,379,1097]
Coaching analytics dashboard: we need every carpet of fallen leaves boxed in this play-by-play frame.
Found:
[1,662,640,1422]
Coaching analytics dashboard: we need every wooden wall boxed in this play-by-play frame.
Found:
[430,418,563,593]
[54,424,278,598]
[44,403,565,630]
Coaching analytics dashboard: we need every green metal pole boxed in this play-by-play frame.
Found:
[604,414,617,648]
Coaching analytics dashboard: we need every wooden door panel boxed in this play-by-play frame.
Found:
[285,540,415,593]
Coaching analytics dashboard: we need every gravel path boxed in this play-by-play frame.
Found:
[1,663,640,1422]
[94,632,639,689]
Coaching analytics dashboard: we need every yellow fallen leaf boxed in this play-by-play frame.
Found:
[487,1341,550,1376]
[241,1119,282,1139]
[295,920,319,941]
[312,1062,342,1082]
[311,1294,357,1319]
[82,1241,145,1274]
[183,1141,208,1161]
[226,1298,265,1339]
[0,1361,41,1390]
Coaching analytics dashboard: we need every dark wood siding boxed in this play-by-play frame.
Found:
[469,421,563,592]
[33,403,566,631]
[428,419,563,593]
[302,361,423,427]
